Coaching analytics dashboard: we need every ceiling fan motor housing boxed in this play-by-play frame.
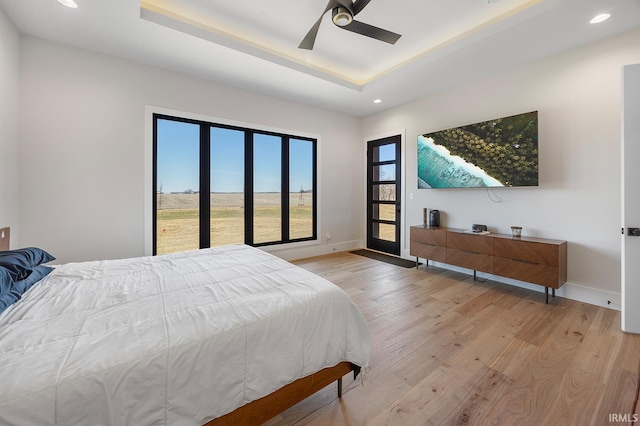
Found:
[332,6,353,27]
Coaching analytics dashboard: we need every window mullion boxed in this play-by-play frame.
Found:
[199,124,211,249]
[245,131,254,245]
[312,140,318,241]
[152,115,159,255]
[282,137,290,242]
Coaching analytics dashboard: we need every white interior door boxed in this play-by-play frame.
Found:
[622,64,640,333]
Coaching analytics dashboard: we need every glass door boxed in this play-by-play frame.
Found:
[367,135,401,255]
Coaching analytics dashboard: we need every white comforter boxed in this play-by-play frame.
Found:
[0,245,370,425]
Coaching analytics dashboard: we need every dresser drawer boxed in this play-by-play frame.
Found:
[493,238,561,266]
[410,227,447,247]
[447,232,493,255]
[493,257,560,288]
[446,248,493,273]
[410,242,447,262]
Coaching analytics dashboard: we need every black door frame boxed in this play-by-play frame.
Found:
[367,135,402,256]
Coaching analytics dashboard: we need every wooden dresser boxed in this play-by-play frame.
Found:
[410,226,567,303]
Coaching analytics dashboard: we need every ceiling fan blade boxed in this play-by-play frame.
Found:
[352,0,373,15]
[298,0,341,50]
[341,20,401,45]
[298,16,324,50]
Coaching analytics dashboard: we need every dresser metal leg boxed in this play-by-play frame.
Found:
[545,287,549,304]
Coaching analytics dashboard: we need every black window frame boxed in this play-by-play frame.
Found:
[153,113,318,254]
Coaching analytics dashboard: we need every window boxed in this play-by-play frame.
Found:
[289,138,315,240]
[155,119,200,254]
[253,133,282,244]
[210,127,245,246]
[153,114,317,255]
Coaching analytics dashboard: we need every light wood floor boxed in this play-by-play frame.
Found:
[265,251,640,426]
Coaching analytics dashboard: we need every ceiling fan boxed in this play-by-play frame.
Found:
[298,0,401,50]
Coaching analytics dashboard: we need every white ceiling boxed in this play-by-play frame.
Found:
[1,0,640,116]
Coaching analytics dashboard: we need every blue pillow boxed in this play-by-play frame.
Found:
[0,264,53,315]
[0,266,14,297]
[0,247,55,281]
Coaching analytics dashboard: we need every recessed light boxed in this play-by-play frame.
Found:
[373,99,382,104]
[590,12,612,24]
[57,0,78,8]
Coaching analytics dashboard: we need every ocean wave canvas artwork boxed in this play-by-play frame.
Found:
[417,111,538,188]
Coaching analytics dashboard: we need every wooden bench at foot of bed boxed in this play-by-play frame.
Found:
[204,362,357,426]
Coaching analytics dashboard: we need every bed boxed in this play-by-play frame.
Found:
[0,227,371,425]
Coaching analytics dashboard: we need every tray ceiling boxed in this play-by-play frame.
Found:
[1,0,639,115]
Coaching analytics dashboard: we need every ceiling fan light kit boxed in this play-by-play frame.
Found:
[332,7,353,27]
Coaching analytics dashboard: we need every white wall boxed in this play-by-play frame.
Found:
[19,36,363,264]
[362,28,640,308]
[0,8,20,247]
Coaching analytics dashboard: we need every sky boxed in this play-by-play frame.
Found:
[156,119,313,193]
[377,143,395,163]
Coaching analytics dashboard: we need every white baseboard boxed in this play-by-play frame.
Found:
[561,282,621,311]
[409,258,621,311]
